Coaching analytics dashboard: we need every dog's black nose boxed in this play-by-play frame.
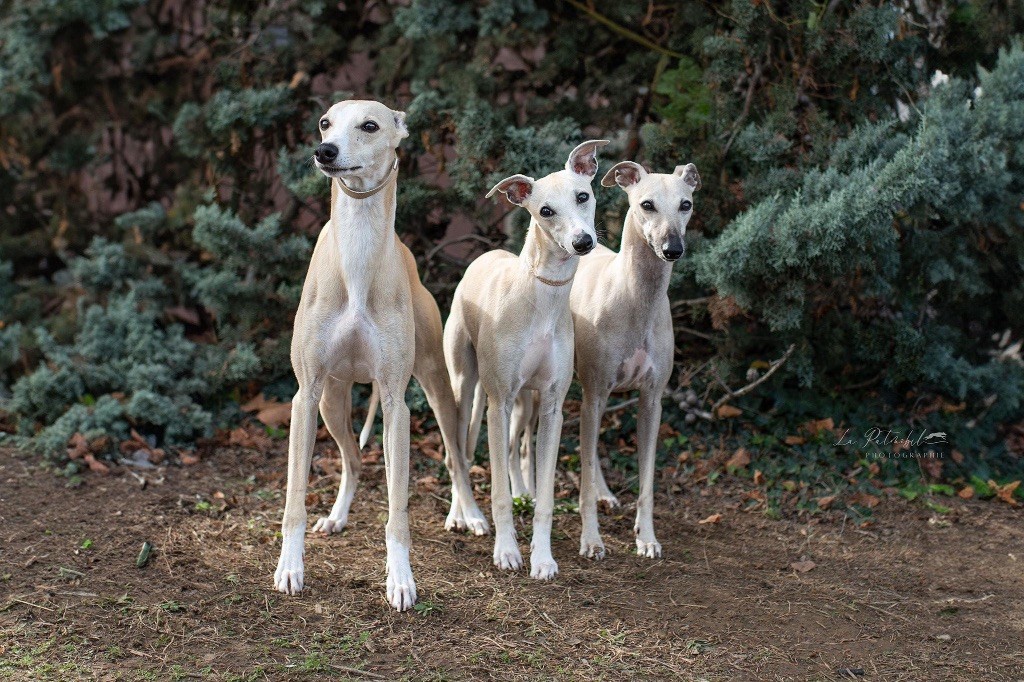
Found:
[572,233,594,255]
[314,143,338,163]
[662,243,684,261]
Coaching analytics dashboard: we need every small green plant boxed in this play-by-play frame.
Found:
[79,539,93,550]
[413,600,441,616]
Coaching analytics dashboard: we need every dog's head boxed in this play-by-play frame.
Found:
[601,161,700,262]
[486,140,609,257]
[313,100,408,182]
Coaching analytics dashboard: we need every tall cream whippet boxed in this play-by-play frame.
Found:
[573,160,700,560]
[443,140,608,579]
[274,100,487,612]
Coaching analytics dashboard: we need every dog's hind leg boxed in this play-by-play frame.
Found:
[311,378,361,535]
[508,391,530,499]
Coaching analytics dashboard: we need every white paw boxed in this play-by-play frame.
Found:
[461,506,490,536]
[635,537,662,558]
[444,504,467,532]
[530,555,559,580]
[597,493,620,509]
[385,541,417,612]
[579,535,606,560]
[311,515,347,534]
[274,550,305,594]
[385,569,417,612]
[493,537,523,571]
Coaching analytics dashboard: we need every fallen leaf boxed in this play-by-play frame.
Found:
[784,435,806,446]
[753,470,765,485]
[817,495,836,510]
[242,394,292,427]
[790,560,816,573]
[726,448,751,470]
[991,480,1020,506]
[83,453,110,474]
[416,476,439,492]
[848,492,880,508]
[305,492,321,507]
[698,513,723,525]
[957,486,974,500]
[716,404,742,419]
[67,433,89,460]
[180,452,200,466]
[950,450,964,464]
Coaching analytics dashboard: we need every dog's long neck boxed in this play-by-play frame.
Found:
[618,208,673,302]
[520,220,578,292]
[328,156,399,308]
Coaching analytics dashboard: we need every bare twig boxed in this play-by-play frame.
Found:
[563,396,641,428]
[425,233,498,262]
[561,0,684,59]
[705,343,797,418]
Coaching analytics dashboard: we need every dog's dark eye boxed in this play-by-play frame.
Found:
[319,119,330,131]
[641,200,656,212]
[360,121,380,133]
[680,200,692,212]
[539,206,555,218]
[576,192,589,204]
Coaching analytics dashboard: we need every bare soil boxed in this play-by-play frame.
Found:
[1,443,1022,681]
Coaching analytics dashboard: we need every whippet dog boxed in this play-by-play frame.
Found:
[443,140,608,579]
[573,161,700,560]
[274,100,487,612]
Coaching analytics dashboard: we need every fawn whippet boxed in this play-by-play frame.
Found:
[274,100,487,612]
[443,140,608,579]
[573,160,700,560]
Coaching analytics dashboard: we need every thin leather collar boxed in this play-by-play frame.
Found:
[336,156,399,199]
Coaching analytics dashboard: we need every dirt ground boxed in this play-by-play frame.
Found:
[1,442,1023,682]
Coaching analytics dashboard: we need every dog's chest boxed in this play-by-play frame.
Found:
[518,328,563,389]
[324,307,378,383]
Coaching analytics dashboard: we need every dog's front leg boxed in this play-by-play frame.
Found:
[530,386,565,579]
[578,386,609,560]
[634,385,664,558]
[487,393,522,570]
[274,380,325,594]
[379,384,417,611]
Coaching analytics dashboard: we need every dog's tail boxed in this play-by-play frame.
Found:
[359,383,379,449]
[466,381,486,459]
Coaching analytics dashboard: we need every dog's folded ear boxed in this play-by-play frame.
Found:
[674,163,701,191]
[566,139,610,177]
[486,174,535,205]
[601,161,646,189]
[393,110,409,140]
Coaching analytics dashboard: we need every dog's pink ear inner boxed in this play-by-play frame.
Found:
[486,175,534,205]
[566,139,610,177]
[600,161,645,188]
[674,163,702,191]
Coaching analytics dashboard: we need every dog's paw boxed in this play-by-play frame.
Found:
[635,537,662,559]
[444,505,468,533]
[461,506,490,536]
[385,568,417,612]
[493,538,523,571]
[311,515,346,534]
[579,535,606,560]
[530,555,559,580]
[274,553,305,595]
